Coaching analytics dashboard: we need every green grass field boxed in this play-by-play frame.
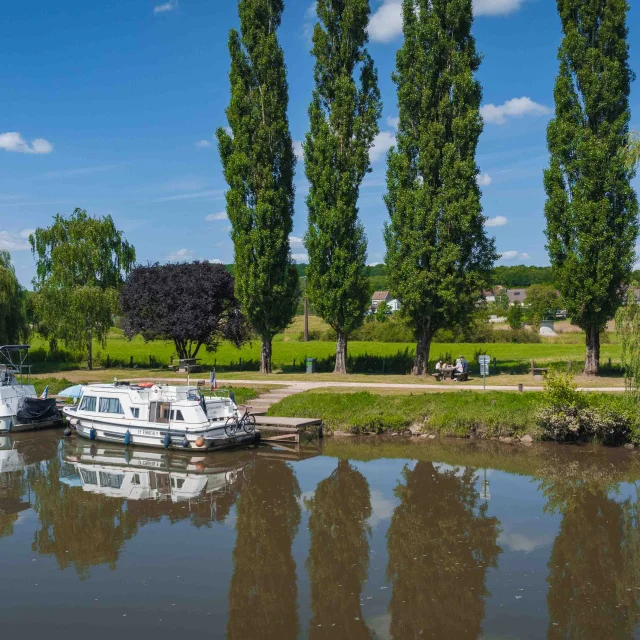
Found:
[30,326,623,376]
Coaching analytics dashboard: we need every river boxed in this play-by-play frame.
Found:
[1,430,640,639]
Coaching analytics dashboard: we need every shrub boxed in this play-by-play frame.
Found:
[536,372,636,444]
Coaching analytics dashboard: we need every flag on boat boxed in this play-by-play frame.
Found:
[40,385,49,399]
[210,369,217,391]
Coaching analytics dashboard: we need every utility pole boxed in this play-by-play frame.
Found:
[304,297,309,342]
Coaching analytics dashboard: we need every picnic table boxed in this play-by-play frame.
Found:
[432,367,468,382]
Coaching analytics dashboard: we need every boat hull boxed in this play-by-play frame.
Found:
[69,413,260,451]
[0,417,62,434]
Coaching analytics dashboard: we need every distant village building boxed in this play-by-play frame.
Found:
[482,286,505,304]
[507,288,527,306]
[371,291,401,313]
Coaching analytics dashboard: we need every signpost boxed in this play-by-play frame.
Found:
[478,355,491,391]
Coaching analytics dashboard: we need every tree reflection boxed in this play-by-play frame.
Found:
[544,479,640,638]
[0,471,28,539]
[386,462,501,639]
[305,459,373,639]
[28,457,139,579]
[227,459,301,640]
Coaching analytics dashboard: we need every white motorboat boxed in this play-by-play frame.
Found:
[0,345,62,433]
[62,381,259,451]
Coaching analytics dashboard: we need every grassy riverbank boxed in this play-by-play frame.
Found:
[267,389,639,441]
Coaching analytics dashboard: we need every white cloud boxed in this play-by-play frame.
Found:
[481,97,552,125]
[477,173,492,186]
[168,248,195,262]
[370,131,396,162]
[154,189,225,203]
[292,253,308,262]
[0,229,34,251]
[387,116,399,130]
[369,1,403,43]
[302,2,318,41]
[154,1,177,14]
[500,250,530,261]
[289,236,305,248]
[0,132,53,154]
[369,0,526,44]
[206,211,228,221]
[195,139,212,148]
[293,140,304,162]
[485,215,508,227]
[474,0,524,16]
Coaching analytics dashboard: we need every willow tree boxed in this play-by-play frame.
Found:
[0,250,28,344]
[30,209,135,370]
[217,0,299,374]
[304,0,381,374]
[544,0,638,376]
[384,0,496,376]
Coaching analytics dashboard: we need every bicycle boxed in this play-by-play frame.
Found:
[238,407,256,434]
[224,408,255,437]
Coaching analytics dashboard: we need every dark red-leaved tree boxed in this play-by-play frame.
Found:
[120,262,250,360]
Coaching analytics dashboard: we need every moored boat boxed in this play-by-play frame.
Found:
[62,381,259,451]
[0,345,62,433]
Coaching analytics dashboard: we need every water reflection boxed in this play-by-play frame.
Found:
[539,459,640,639]
[6,432,640,638]
[386,461,501,639]
[306,459,373,638]
[227,458,301,640]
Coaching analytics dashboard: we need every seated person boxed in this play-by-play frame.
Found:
[435,360,443,372]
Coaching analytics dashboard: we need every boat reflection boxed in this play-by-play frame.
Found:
[62,439,249,504]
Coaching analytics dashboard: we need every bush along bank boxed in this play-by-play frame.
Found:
[266,376,640,446]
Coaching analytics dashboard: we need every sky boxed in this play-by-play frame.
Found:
[1,0,639,288]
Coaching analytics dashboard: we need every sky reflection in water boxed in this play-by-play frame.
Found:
[1,431,640,639]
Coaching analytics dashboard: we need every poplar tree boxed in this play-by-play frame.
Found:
[545,0,638,376]
[304,0,381,374]
[384,0,496,376]
[217,0,299,374]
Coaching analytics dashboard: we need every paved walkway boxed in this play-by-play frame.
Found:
[133,377,626,396]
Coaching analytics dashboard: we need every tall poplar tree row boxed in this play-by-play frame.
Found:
[545,0,637,376]
[384,0,496,376]
[304,0,382,374]
[218,0,299,374]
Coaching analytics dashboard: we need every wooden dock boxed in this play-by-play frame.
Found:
[254,416,323,445]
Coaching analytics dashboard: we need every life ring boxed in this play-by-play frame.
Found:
[138,382,154,388]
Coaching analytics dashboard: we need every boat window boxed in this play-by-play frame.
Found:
[98,397,124,414]
[99,471,124,489]
[79,468,97,485]
[130,407,140,418]
[131,474,141,485]
[170,410,175,420]
[176,410,184,421]
[79,396,97,412]
[149,402,170,424]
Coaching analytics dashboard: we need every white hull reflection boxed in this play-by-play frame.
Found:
[62,440,249,503]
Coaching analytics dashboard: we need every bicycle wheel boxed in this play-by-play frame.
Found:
[243,413,256,434]
[225,416,239,437]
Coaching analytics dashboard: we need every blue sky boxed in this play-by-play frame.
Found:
[1,0,638,288]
